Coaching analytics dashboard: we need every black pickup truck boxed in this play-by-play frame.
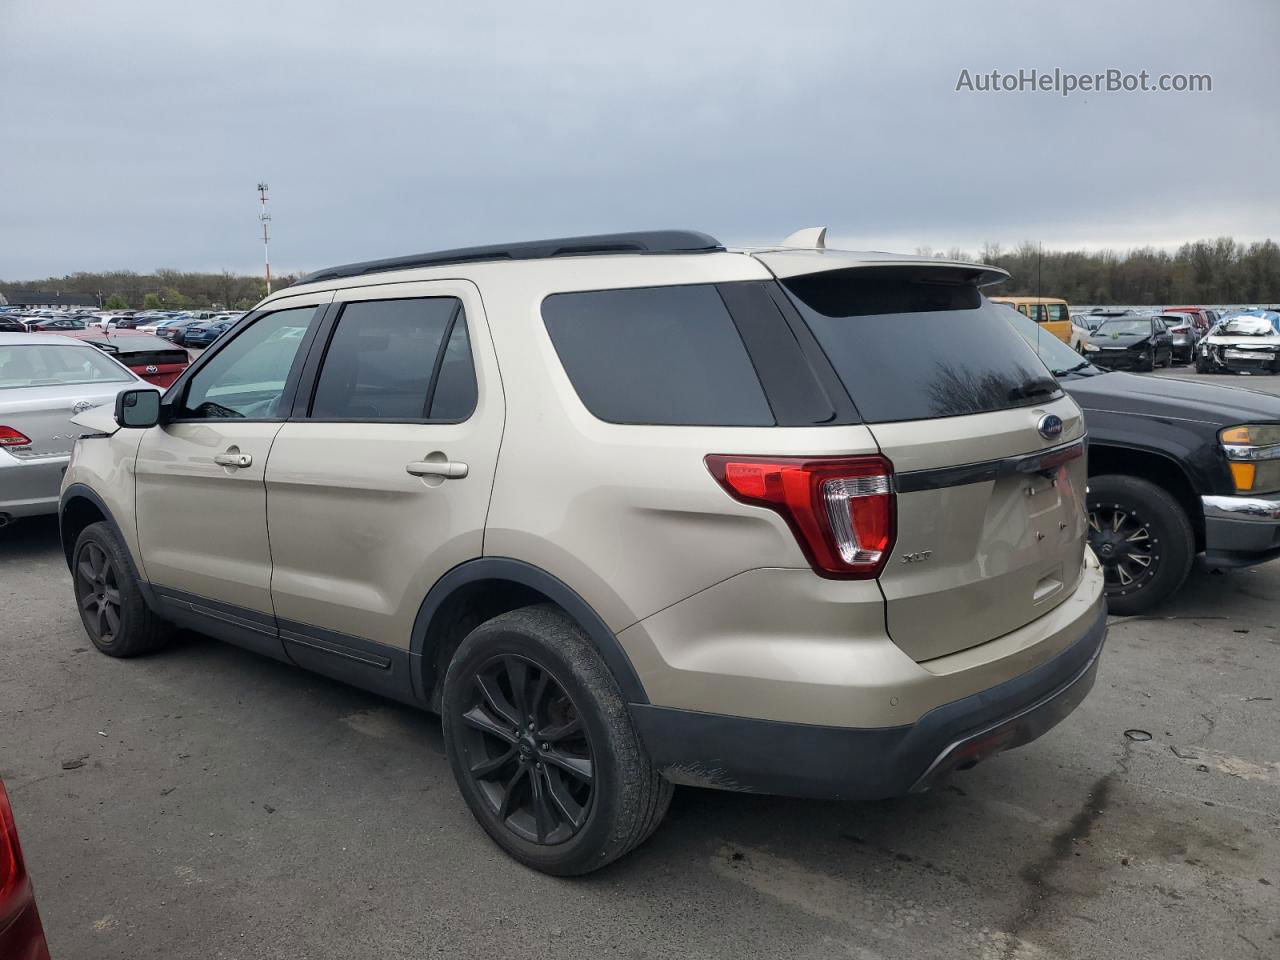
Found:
[1009,311,1280,614]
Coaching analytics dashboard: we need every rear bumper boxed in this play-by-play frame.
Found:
[1202,494,1280,567]
[0,450,69,518]
[630,600,1107,799]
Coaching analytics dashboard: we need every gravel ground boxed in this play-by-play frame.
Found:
[1,369,1278,960]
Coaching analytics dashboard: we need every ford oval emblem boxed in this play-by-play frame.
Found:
[1038,413,1064,441]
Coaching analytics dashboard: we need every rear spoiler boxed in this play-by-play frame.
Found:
[751,249,1009,288]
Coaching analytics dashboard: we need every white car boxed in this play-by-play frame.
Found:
[1069,322,1090,354]
[0,333,142,525]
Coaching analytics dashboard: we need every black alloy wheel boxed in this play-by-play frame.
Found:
[74,540,124,646]
[1085,475,1195,615]
[459,654,595,845]
[1088,503,1160,596]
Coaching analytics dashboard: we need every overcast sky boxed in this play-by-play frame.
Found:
[2,0,1276,278]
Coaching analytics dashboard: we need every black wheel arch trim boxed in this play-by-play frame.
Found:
[59,483,160,611]
[408,557,649,705]
[60,484,134,567]
[1085,443,1207,523]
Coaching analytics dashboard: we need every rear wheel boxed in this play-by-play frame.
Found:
[442,605,672,875]
[1086,475,1194,616]
[72,522,172,657]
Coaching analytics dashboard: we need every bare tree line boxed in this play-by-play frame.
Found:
[0,269,300,311]
[915,237,1280,305]
[6,237,1280,308]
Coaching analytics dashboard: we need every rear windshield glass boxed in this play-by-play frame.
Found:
[781,268,1059,423]
[0,344,131,389]
[542,284,773,426]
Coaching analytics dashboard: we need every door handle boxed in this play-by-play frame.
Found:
[214,452,253,468]
[406,459,468,479]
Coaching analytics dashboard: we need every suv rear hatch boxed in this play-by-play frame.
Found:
[761,255,1088,662]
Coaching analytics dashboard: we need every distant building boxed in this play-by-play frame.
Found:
[4,291,99,309]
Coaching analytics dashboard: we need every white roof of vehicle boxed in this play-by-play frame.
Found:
[0,332,105,347]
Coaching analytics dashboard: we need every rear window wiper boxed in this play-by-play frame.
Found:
[1050,360,1096,377]
[1007,379,1059,401]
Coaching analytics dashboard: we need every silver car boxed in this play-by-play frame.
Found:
[0,333,141,526]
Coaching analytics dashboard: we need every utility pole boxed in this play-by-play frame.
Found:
[258,182,272,295]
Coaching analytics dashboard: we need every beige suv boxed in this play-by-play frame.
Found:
[60,229,1106,875]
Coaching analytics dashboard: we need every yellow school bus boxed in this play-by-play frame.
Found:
[989,296,1073,344]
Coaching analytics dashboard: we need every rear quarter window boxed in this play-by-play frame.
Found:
[781,267,1059,424]
[542,284,774,426]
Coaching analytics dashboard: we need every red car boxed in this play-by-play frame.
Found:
[47,332,190,388]
[0,779,52,960]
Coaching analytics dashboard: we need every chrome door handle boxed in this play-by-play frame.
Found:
[213,452,253,468]
[406,459,468,479]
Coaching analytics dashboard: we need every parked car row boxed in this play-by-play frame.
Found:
[38,228,1280,877]
[0,308,243,349]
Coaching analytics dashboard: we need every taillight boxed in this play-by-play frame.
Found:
[0,779,50,960]
[1,778,30,915]
[0,427,32,448]
[705,454,896,578]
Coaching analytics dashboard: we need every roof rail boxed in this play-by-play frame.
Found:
[297,229,724,285]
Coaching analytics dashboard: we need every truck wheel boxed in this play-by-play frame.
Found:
[442,604,672,876]
[72,522,172,657]
[1086,475,1194,616]
[1195,354,1210,373]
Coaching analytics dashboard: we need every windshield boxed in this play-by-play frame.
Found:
[1095,319,1151,336]
[0,344,132,389]
[781,269,1061,423]
[1002,305,1099,377]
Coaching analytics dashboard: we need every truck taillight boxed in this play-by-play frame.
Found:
[705,454,896,578]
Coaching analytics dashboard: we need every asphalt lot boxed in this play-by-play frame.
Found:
[2,369,1279,960]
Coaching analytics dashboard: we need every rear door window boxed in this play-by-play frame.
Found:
[1046,304,1069,324]
[542,284,774,426]
[780,268,1059,423]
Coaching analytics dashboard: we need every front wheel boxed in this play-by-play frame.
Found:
[441,605,672,875]
[1086,475,1195,616]
[72,522,172,656]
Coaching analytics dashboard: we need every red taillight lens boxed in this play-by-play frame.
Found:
[0,427,32,448]
[705,454,896,578]
[1,778,30,912]
[0,779,50,960]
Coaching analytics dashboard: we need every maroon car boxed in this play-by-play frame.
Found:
[48,331,190,388]
[0,779,52,960]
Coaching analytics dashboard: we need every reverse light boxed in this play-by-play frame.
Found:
[705,454,895,578]
[0,427,32,448]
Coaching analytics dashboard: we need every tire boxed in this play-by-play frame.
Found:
[441,604,672,876]
[1138,355,1154,372]
[1086,475,1195,616]
[1195,354,1210,374]
[72,522,172,657]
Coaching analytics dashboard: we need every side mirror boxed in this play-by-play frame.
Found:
[114,388,162,428]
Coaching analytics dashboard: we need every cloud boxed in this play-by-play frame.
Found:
[1,0,1275,276]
